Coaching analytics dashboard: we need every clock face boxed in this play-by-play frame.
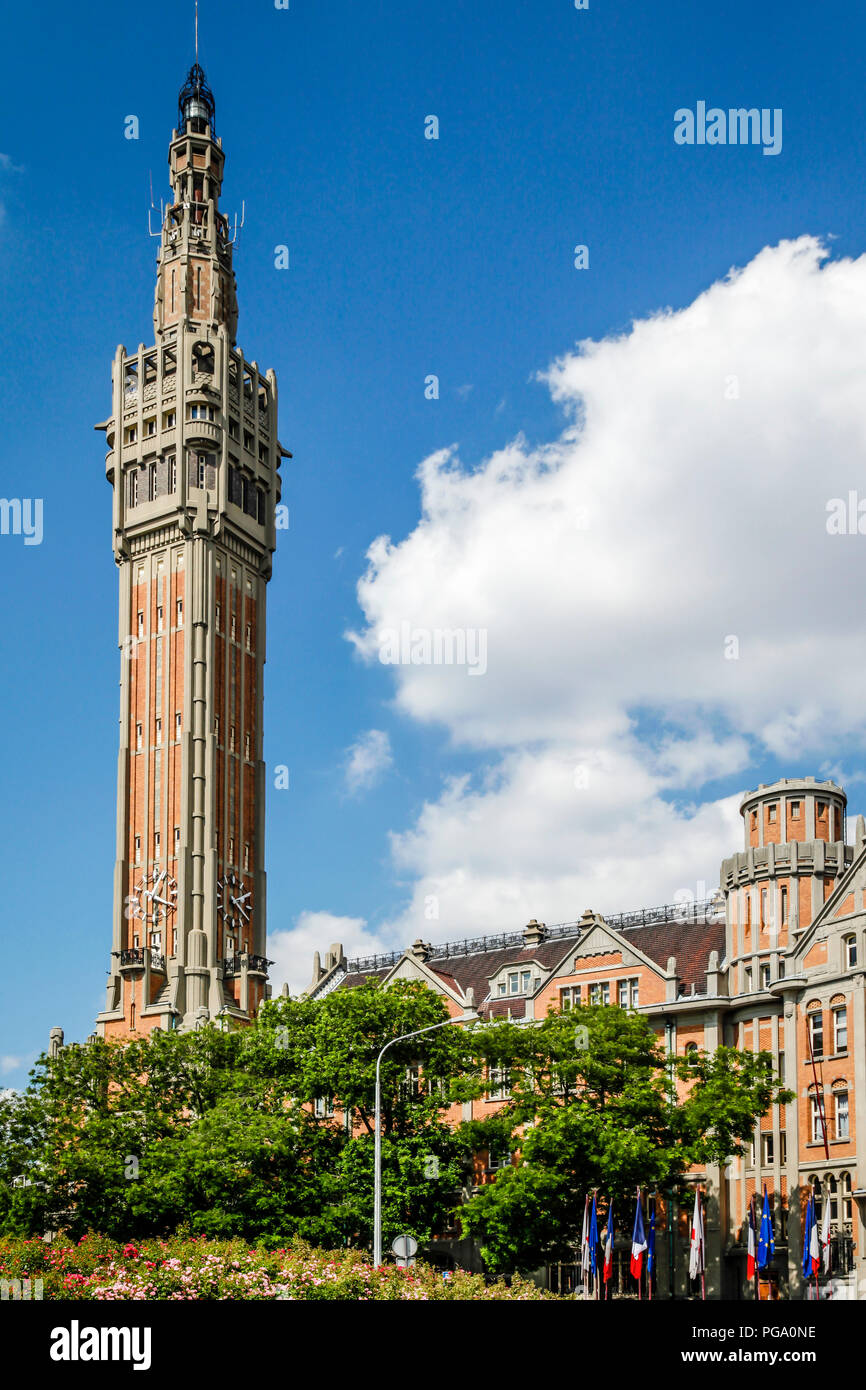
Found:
[216,871,252,930]
[130,869,178,927]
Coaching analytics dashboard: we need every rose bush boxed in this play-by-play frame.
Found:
[0,1234,554,1300]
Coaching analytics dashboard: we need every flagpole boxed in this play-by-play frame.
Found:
[751,1194,759,1301]
[700,1187,707,1301]
[636,1187,642,1300]
[806,1021,830,1160]
[648,1194,654,1301]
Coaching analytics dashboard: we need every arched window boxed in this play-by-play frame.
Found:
[806,1003,824,1059]
[840,1171,853,1224]
[827,1174,838,1223]
[685,1042,699,1067]
[833,1086,850,1140]
[808,1084,826,1145]
[844,935,857,969]
[809,1176,822,1221]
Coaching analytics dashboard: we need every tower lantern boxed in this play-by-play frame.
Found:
[95,64,289,1038]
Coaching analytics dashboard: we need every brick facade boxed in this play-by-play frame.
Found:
[309,776,866,1298]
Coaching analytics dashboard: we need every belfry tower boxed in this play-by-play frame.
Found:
[95,64,288,1038]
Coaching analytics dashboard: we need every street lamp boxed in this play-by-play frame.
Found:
[373,1008,477,1267]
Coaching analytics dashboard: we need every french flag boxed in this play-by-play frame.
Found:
[630,1191,647,1280]
[746,1194,757,1281]
[803,1191,820,1277]
[603,1201,615,1284]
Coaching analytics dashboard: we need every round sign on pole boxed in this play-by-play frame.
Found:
[391,1234,418,1260]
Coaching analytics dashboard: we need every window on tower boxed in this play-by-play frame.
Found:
[176,596,183,626]
[188,450,216,490]
[192,343,215,376]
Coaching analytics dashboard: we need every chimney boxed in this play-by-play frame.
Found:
[665,954,679,1002]
[523,918,547,947]
[48,1027,64,1059]
[705,949,722,998]
[409,938,431,963]
[856,814,866,853]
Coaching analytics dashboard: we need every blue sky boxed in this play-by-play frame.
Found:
[2,0,866,1087]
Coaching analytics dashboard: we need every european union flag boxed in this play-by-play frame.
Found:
[647,1197,656,1277]
[757,1185,775,1269]
[589,1192,599,1279]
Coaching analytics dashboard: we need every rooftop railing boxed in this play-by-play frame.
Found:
[345,897,723,974]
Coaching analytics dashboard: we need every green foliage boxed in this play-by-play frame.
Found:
[0,987,788,1278]
[458,1004,791,1274]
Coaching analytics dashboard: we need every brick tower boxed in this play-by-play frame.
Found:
[95,63,287,1038]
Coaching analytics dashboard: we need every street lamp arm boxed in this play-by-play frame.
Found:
[373,1011,477,1267]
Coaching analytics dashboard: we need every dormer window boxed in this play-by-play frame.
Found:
[495,965,541,997]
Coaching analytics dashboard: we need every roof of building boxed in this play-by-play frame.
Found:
[311,902,726,1013]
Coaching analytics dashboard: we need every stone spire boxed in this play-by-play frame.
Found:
[153,64,239,344]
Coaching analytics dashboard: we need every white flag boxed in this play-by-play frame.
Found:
[688,1188,705,1279]
[819,1193,831,1275]
[580,1196,591,1287]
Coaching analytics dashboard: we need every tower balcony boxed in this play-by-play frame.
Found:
[184,420,221,446]
[118,947,166,975]
[223,953,271,978]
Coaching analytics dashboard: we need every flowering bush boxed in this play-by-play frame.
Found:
[0,1234,555,1300]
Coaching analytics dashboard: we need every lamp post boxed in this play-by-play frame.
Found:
[373,1009,477,1268]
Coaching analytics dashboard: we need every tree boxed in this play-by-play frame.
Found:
[458,1004,791,1274]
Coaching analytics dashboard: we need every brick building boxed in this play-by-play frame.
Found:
[94,63,286,1039]
[307,776,866,1299]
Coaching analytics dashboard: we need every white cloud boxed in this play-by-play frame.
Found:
[339,237,866,941]
[0,1056,22,1074]
[269,911,397,995]
[344,728,393,795]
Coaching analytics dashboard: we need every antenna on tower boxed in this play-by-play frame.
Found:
[195,0,199,62]
[147,171,163,238]
[229,200,246,247]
